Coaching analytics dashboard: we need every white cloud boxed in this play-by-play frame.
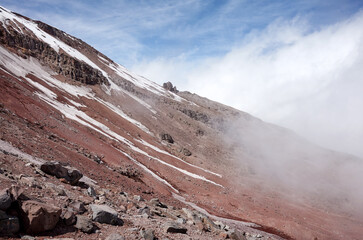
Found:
[132,11,363,158]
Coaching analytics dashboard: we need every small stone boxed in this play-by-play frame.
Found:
[75,215,93,233]
[87,187,96,197]
[149,198,167,208]
[229,229,247,240]
[69,202,86,214]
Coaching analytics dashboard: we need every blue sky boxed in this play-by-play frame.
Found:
[1,1,363,157]
[1,0,362,66]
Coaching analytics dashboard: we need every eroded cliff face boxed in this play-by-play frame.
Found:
[0,18,108,85]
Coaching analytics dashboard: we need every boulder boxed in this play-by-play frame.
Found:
[140,229,155,240]
[87,186,96,197]
[19,200,61,234]
[105,233,125,240]
[40,161,83,185]
[0,189,12,210]
[90,204,122,225]
[0,210,20,234]
[75,215,93,233]
[163,222,187,234]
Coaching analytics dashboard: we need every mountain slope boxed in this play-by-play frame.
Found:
[0,6,362,240]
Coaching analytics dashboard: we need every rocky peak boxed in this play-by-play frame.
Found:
[163,81,178,93]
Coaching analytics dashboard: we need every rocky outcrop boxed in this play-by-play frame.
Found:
[40,161,83,185]
[19,200,61,234]
[180,109,209,123]
[163,82,178,93]
[160,133,174,144]
[0,24,108,86]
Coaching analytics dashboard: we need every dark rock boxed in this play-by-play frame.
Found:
[162,82,178,93]
[163,222,187,234]
[160,133,174,144]
[0,188,12,210]
[0,210,20,235]
[75,215,93,233]
[40,161,83,185]
[140,229,155,240]
[19,200,61,234]
[90,204,122,225]
[105,233,125,240]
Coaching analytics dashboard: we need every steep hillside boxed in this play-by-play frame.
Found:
[0,6,362,240]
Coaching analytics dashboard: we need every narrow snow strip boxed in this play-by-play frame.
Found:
[65,97,86,108]
[115,148,179,193]
[0,139,44,165]
[128,144,224,188]
[172,193,259,228]
[136,139,222,178]
[95,98,153,136]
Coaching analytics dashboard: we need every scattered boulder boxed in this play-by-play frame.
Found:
[90,204,122,225]
[105,233,125,240]
[160,133,174,144]
[140,229,155,240]
[0,210,20,235]
[19,200,61,234]
[0,189,12,210]
[75,215,93,233]
[40,161,83,185]
[163,222,187,234]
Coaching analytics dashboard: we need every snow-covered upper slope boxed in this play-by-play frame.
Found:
[0,5,186,103]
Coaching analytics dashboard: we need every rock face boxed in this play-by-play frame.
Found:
[0,23,109,86]
[90,204,122,225]
[75,215,93,233]
[0,189,12,210]
[19,200,61,234]
[40,161,83,185]
[0,210,20,235]
[163,222,187,234]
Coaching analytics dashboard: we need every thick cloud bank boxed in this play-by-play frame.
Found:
[133,11,363,158]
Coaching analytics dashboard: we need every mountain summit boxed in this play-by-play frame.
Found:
[0,6,362,240]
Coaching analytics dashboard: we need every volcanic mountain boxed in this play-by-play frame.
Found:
[0,6,362,240]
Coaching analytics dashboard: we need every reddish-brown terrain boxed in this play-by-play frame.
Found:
[0,6,362,240]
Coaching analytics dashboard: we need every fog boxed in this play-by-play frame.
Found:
[133,11,363,159]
